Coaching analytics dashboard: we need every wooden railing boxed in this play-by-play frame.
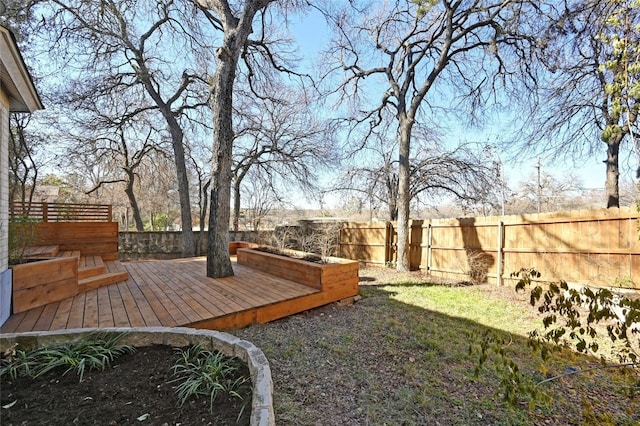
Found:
[10,202,112,222]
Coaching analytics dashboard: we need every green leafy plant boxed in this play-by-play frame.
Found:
[472,267,640,409]
[8,215,42,265]
[0,332,134,382]
[170,344,251,419]
[614,275,635,289]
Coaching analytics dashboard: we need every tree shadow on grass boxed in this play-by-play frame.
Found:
[238,284,639,426]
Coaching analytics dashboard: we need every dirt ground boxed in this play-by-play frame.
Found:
[1,345,250,425]
[2,268,638,425]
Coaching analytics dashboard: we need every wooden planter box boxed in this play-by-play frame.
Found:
[228,241,259,256]
[11,257,79,313]
[236,248,359,293]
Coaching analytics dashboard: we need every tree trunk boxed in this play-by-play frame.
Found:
[200,0,275,278]
[195,178,210,257]
[605,137,621,208]
[173,137,196,257]
[138,63,196,257]
[207,54,237,278]
[233,179,241,233]
[124,169,144,231]
[396,117,412,272]
[164,115,195,257]
[388,198,398,222]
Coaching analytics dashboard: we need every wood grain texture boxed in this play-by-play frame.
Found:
[1,257,360,333]
[340,207,640,287]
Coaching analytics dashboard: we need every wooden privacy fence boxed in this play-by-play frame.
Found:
[10,202,119,260]
[339,207,640,288]
[10,202,112,222]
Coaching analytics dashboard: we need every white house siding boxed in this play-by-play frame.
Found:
[0,92,8,272]
[0,26,44,326]
[0,89,9,327]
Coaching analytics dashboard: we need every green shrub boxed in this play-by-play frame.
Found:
[472,268,640,408]
[170,344,251,417]
[0,332,134,382]
[8,215,42,265]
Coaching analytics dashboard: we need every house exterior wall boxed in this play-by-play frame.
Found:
[0,88,8,272]
[0,86,10,327]
[0,26,44,327]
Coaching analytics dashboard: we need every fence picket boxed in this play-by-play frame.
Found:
[339,207,640,288]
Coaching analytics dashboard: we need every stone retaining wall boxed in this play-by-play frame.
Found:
[118,224,343,261]
[0,327,275,426]
[118,231,268,261]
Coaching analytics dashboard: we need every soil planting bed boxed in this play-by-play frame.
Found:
[252,246,325,263]
[1,345,250,425]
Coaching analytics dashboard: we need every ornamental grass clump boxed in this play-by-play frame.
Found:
[0,332,134,382]
[170,344,251,416]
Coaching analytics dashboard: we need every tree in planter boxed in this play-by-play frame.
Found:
[195,0,298,278]
[472,268,640,412]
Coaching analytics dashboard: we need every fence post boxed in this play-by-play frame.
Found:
[427,223,432,272]
[43,202,49,222]
[497,220,504,286]
[385,222,396,265]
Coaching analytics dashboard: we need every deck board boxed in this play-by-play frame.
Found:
[67,293,86,329]
[15,307,44,333]
[33,302,59,331]
[83,290,99,328]
[97,286,114,327]
[50,299,73,330]
[1,256,356,333]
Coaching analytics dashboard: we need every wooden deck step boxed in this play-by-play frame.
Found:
[56,250,81,260]
[23,245,60,260]
[78,271,129,292]
[78,256,105,280]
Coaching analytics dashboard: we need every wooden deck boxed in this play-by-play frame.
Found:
[1,256,358,333]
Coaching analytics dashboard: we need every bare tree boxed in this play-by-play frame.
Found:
[63,110,168,231]
[194,0,281,278]
[519,0,640,208]
[324,0,539,270]
[337,135,495,221]
[188,151,211,255]
[28,0,215,256]
[8,115,42,205]
[241,169,279,231]
[515,171,585,214]
[231,85,338,231]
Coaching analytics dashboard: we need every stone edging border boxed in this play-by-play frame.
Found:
[0,327,275,426]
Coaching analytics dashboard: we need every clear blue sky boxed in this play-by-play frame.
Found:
[288,8,625,208]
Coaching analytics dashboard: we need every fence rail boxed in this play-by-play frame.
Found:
[10,202,112,222]
[339,207,640,289]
